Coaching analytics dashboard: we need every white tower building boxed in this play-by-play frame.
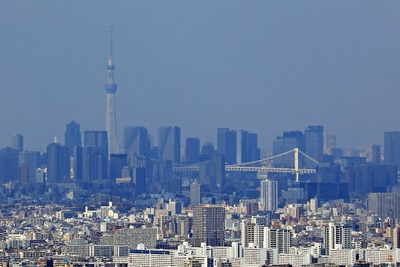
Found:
[322,222,352,255]
[260,179,278,212]
[105,27,119,156]
[264,227,292,253]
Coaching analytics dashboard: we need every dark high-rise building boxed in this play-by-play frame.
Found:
[11,134,23,152]
[368,192,400,221]
[272,126,323,168]
[19,151,40,186]
[167,175,182,195]
[81,147,108,182]
[73,146,83,180]
[46,143,70,183]
[19,163,29,188]
[199,154,225,190]
[273,131,304,168]
[304,125,324,164]
[192,204,225,247]
[109,154,127,182]
[0,147,19,183]
[200,142,215,158]
[384,131,400,167]
[185,137,200,164]
[236,130,260,164]
[344,162,397,194]
[190,181,202,206]
[372,144,381,165]
[158,126,181,164]
[65,121,81,155]
[132,167,145,195]
[153,159,173,189]
[247,132,260,162]
[82,131,109,181]
[304,164,349,201]
[84,131,108,150]
[217,128,237,165]
[136,157,154,190]
[123,126,150,166]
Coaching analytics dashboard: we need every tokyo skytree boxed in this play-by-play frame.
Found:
[105,27,119,156]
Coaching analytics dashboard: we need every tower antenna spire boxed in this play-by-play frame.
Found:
[109,27,113,58]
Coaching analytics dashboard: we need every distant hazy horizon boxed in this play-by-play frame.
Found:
[1,1,399,151]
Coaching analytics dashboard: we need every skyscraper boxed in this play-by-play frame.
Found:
[192,204,225,247]
[236,130,249,164]
[158,126,181,164]
[200,142,215,158]
[0,147,19,183]
[247,132,261,162]
[65,121,81,156]
[323,133,336,155]
[190,180,202,206]
[79,131,109,182]
[109,153,127,182]
[304,125,324,164]
[46,143,70,183]
[105,27,119,156]
[123,126,150,166]
[81,147,108,182]
[11,134,23,152]
[217,128,237,165]
[199,154,225,190]
[84,131,108,150]
[19,151,39,186]
[371,144,381,165]
[73,146,83,181]
[384,131,400,167]
[236,130,260,164]
[132,167,146,195]
[273,131,304,168]
[260,179,278,212]
[368,192,400,221]
[185,137,200,164]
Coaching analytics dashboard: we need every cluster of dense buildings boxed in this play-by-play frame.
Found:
[1,126,399,212]
[3,29,400,267]
[1,125,400,267]
[0,195,400,267]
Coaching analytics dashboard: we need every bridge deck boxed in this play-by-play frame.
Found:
[173,166,316,174]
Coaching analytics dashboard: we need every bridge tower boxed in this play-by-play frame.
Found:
[294,148,299,182]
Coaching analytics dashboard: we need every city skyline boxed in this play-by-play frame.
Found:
[1,1,400,150]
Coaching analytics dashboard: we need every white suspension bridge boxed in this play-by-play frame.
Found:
[173,148,319,182]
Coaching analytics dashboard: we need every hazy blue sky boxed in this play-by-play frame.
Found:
[1,1,399,151]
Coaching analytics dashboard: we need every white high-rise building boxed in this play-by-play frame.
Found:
[105,27,119,156]
[241,219,265,248]
[241,220,252,248]
[260,179,278,212]
[264,227,292,253]
[322,222,351,255]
